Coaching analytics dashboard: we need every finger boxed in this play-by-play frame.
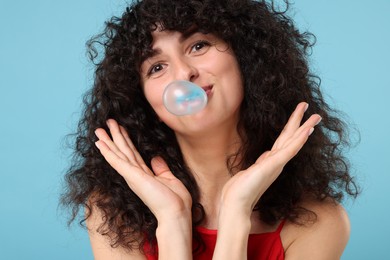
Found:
[95,140,149,191]
[274,125,314,165]
[119,125,153,175]
[151,156,173,177]
[107,119,130,151]
[119,125,143,162]
[95,128,127,160]
[283,102,309,132]
[302,114,322,128]
[95,140,130,177]
[106,119,140,164]
[281,114,321,149]
[285,126,313,159]
[272,102,308,150]
[255,151,271,164]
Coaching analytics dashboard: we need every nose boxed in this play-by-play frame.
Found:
[173,57,199,82]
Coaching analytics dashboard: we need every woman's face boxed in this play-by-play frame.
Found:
[140,29,244,136]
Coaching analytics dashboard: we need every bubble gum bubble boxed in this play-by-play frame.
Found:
[163,80,208,116]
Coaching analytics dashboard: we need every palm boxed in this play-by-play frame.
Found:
[95,119,192,220]
[221,102,321,213]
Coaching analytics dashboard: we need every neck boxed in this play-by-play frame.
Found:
[175,125,243,228]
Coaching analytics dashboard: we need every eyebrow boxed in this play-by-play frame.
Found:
[141,25,207,70]
[142,27,203,62]
[181,26,201,41]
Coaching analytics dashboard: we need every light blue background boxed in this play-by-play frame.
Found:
[1,1,389,259]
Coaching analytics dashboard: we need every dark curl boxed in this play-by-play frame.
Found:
[61,0,359,252]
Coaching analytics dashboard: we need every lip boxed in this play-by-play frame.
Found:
[201,85,213,96]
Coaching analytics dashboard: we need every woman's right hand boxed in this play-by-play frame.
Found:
[94,119,193,259]
[94,119,192,221]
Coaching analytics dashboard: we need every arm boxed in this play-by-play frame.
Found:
[212,206,251,259]
[87,200,193,260]
[213,102,322,259]
[87,202,146,260]
[94,119,193,259]
[156,216,193,259]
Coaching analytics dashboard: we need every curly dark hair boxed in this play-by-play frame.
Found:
[61,0,359,252]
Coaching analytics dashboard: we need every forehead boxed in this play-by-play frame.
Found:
[150,29,182,45]
[151,23,201,42]
[150,29,200,47]
[141,25,208,60]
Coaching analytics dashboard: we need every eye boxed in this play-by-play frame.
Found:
[147,63,165,76]
[190,41,211,54]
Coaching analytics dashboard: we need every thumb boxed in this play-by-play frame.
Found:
[151,156,171,176]
[255,150,271,164]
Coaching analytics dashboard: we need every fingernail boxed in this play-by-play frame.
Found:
[106,120,111,128]
[304,103,309,112]
[309,127,315,136]
[316,116,322,125]
[95,141,100,149]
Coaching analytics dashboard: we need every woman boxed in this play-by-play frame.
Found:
[62,0,358,259]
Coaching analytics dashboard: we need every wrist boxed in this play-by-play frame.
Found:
[213,206,251,260]
[156,215,192,260]
[218,206,251,234]
[219,199,252,220]
[156,214,192,233]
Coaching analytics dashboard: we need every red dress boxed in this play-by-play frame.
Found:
[144,220,285,260]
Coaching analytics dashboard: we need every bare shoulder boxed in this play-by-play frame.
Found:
[86,197,147,260]
[281,199,350,260]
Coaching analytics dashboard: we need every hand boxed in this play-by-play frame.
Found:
[219,102,322,216]
[94,119,192,221]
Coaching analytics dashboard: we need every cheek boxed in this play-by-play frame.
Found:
[221,56,244,92]
[210,51,242,81]
[143,88,164,117]
[143,84,177,124]
[143,81,163,105]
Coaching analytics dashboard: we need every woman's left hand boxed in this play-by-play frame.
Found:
[213,102,321,259]
[219,102,322,216]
